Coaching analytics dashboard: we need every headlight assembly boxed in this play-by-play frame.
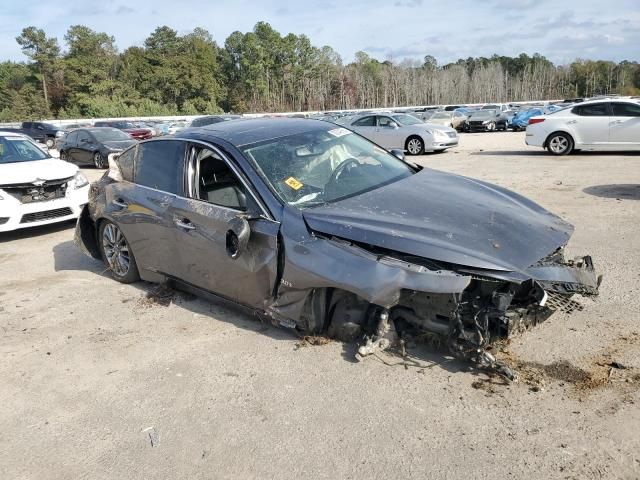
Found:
[71,172,89,189]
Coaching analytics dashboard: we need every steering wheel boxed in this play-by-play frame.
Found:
[327,158,360,186]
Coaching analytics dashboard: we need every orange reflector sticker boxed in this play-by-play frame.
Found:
[284,177,304,190]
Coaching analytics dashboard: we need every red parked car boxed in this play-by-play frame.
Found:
[94,121,153,140]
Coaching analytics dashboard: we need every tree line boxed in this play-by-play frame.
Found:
[1,22,639,121]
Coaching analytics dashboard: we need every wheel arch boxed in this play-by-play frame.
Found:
[405,134,426,153]
[543,130,575,148]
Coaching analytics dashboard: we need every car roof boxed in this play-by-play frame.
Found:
[177,118,336,147]
[576,98,639,106]
[0,131,25,138]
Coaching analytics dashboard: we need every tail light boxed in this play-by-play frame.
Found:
[528,118,545,125]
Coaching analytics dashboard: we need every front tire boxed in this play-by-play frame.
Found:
[45,137,55,148]
[99,221,140,283]
[546,132,573,155]
[59,150,68,161]
[406,136,424,155]
[486,122,496,132]
[93,151,106,169]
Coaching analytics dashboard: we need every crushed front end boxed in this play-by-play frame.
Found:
[355,247,600,379]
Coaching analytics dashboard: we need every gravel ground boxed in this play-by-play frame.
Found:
[1,132,639,479]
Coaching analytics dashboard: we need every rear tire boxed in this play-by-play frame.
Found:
[59,150,68,161]
[546,132,574,155]
[99,221,140,283]
[406,136,424,155]
[45,137,55,148]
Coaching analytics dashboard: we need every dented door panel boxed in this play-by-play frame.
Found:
[169,196,280,308]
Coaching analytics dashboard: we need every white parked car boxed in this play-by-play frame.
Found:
[0,132,90,233]
[526,99,640,155]
[345,113,459,155]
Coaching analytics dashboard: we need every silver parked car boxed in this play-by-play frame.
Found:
[428,111,468,131]
[346,113,459,155]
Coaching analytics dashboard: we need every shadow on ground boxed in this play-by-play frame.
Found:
[52,236,471,376]
[0,220,75,243]
[583,184,640,200]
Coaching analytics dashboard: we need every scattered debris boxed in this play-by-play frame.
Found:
[295,335,332,349]
[142,426,159,447]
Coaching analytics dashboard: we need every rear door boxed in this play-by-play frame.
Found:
[570,102,611,145]
[349,116,378,143]
[75,130,93,164]
[64,131,79,161]
[107,139,187,278]
[609,102,640,148]
[169,142,279,308]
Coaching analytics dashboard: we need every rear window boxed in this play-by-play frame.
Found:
[134,140,185,194]
[117,145,137,182]
[352,116,375,127]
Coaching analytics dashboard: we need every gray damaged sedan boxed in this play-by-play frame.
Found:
[75,118,600,378]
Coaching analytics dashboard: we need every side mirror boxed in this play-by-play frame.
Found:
[226,215,251,259]
[389,122,399,129]
[390,149,405,161]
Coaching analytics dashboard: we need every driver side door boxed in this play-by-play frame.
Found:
[375,115,403,149]
[169,142,280,309]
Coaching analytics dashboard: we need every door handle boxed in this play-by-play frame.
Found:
[610,120,623,125]
[112,199,128,209]
[566,120,577,125]
[175,219,196,231]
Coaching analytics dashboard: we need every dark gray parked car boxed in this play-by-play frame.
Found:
[189,115,242,128]
[75,118,599,378]
[59,127,137,168]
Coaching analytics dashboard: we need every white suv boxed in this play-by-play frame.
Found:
[0,132,90,232]
[525,99,640,155]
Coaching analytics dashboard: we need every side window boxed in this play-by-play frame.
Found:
[66,131,78,144]
[116,145,136,182]
[612,102,640,117]
[76,131,90,144]
[352,116,375,127]
[192,146,248,211]
[377,116,395,127]
[573,103,609,116]
[23,122,32,129]
[135,140,185,194]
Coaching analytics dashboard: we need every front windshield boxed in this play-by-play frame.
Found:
[242,127,414,208]
[391,114,423,125]
[431,112,451,119]
[91,129,132,142]
[0,136,50,164]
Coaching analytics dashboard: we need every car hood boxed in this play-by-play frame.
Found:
[469,112,498,120]
[0,158,77,185]
[102,140,137,150]
[302,169,573,272]
[427,117,452,126]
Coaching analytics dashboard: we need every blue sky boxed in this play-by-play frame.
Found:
[1,0,639,65]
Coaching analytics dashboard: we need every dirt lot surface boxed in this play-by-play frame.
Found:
[1,132,639,479]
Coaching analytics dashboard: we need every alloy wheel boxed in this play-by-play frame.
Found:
[102,223,130,277]
[407,138,423,155]
[94,152,106,169]
[549,135,569,154]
